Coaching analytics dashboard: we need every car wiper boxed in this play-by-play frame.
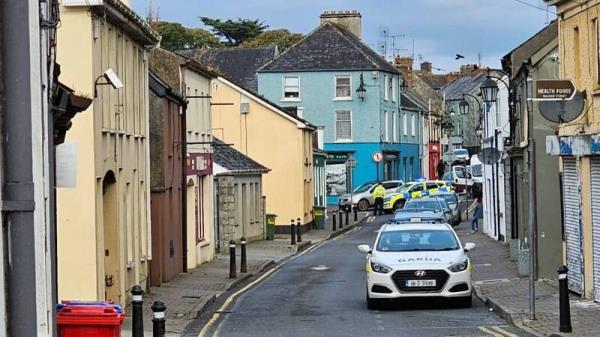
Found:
[432,247,458,251]
[401,248,432,252]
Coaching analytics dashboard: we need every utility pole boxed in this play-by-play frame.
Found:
[526,73,538,320]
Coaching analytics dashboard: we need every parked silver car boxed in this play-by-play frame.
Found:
[338,180,404,211]
[435,192,462,226]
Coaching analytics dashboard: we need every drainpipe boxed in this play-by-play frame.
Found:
[525,66,538,320]
[181,100,188,273]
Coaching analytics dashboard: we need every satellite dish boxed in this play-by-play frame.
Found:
[539,91,586,123]
[479,147,501,165]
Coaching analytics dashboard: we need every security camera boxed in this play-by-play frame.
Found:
[103,68,123,89]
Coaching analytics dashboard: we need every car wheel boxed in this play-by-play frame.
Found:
[366,292,380,310]
[455,295,472,308]
[394,200,406,210]
[357,199,369,211]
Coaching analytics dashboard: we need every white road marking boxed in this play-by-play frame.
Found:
[310,265,330,271]
[490,326,519,337]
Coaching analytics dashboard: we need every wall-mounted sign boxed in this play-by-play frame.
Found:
[534,80,576,100]
[326,152,349,162]
[186,153,212,176]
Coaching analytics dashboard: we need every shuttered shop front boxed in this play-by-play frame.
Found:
[562,157,583,294]
[590,158,600,301]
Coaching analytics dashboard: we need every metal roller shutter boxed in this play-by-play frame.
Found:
[562,157,583,294]
[590,158,600,301]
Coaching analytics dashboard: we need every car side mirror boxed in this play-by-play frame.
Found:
[357,244,371,254]
[464,242,476,252]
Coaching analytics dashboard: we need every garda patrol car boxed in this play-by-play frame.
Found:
[357,222,475,309]
[383,180,452,213]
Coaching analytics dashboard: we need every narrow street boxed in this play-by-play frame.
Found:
[188,208,533,337]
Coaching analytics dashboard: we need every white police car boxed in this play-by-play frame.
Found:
[357,222,475,309]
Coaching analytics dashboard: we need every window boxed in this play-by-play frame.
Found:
[297,106,304,118]
[392,111,397,142]
[196,180,205,241]
[335,75,352,99]
[384,75,389,100]
[411,114,416,136]
[384,110,389,141]
[255,183,261,222]
[283,76,300,100]
[335,110,352,141]
[403,113,408,136]
[392,77,397,102]
[388,76,394,101]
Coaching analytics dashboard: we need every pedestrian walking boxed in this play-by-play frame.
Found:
[372,183,386,216]
[436,160,446,180]
[471,197,483,233]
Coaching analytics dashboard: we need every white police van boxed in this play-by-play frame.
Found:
[357,222,475,309]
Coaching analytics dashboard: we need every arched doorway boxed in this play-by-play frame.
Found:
[102,171,120,303]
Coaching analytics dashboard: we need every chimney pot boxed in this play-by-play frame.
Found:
[320,10,362,39]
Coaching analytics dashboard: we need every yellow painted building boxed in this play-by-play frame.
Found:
[56,0,159,305]
[211,77,316,231]
[547,0,600,300]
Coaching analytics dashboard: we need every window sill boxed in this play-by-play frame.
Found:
[334,139,353,143]
[281,98,301,102]
[333,97,352,101]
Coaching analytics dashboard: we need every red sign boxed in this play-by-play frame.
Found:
[187,153,212,176]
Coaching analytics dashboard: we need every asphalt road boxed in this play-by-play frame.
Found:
[193,210,533,337]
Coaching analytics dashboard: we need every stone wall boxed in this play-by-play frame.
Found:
[216,175,236,254]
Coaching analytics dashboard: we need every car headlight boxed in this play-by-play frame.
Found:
[448,257,469,272]
[370,261,392,273]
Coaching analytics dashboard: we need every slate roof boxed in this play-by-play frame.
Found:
[258,22,399,74]
[179,46,278,91]
[502,20,557,78]
[440,74,487,101]
[212,138,269,175]
[401,91,427,111]
[419,74,451,90]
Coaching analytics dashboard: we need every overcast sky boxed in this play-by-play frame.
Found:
[132,0,555,73]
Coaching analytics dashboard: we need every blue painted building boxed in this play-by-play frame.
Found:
[257,11,420,204]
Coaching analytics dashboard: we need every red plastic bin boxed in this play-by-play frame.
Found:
[57,301,125,337]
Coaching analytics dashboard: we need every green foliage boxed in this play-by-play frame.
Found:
[200,17,268,46]
[240,29,303,51]
[151,21,220,51]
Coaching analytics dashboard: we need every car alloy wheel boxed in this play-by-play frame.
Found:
[357,199,369,211]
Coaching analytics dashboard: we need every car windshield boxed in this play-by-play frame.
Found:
[376,230,460,252]
[471,164,483,177]
[353,184,373,193]
[398,183,415,193]
[405,200,442,211]
[454,149,468,155]
[439,194,458,205]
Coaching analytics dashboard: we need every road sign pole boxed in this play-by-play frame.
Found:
[526,75,538,321]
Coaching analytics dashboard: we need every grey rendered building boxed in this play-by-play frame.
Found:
[501,21,561,279]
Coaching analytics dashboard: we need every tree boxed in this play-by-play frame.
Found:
[240,29,303,51]
[150,21,220,51]
[200,17,268,46]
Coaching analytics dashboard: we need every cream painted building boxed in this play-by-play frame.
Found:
[56,0,159,305]
[546,0,600,300]
[211,77,316,232]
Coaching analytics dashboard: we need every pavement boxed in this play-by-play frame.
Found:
[189,212,532,337]
[455,218,600,337]
[121,210,370,337]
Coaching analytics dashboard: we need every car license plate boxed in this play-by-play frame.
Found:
[406,279,436,287]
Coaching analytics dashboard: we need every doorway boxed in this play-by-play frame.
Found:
[102,171,120,303]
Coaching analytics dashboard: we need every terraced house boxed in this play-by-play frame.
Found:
[257,11,420,205]
[56,0,159,305]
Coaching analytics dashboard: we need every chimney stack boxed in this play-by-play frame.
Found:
[460,64,479,76]
[320,10,362,39]
[394,56,414,86]
[420,61,432,74]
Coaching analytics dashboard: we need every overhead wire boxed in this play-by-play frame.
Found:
[510,0,557,15]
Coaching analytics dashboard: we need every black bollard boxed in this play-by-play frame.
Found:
[345,209,349,227]
[332,212,337,231]
[338,210,344,228]
[131,285,144,337]
[240,237,247,273]
[353,206,358,222]
[296,217,302,243]
[151,301,166,337]
[290,219,296,245]
[558,266,572,333]
[229,240,236,278]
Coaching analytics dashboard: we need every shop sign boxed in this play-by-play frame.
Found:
[187,153,212,176]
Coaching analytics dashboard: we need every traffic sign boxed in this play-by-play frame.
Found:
[533,79,576,101]
[372,152,383,163]
[479,147,501,165]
